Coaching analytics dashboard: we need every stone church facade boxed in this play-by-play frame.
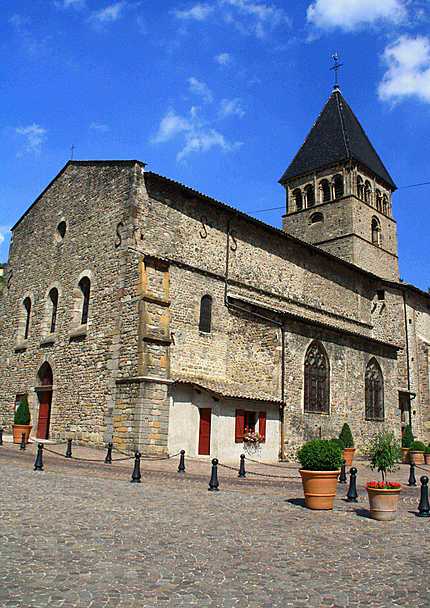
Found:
[1,86,429,461]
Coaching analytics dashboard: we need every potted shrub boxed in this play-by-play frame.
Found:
[298,439,343,510]
[12,396,32,444]
[401,424,414,464]
[409,440,426,465]
[425,445,430,465]
[366,431,401,521]
[339,423,355,466]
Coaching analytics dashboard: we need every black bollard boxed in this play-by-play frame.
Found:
[130,451,142,483]
[418,476,430,518]
[65,438,73,459]
[338,460,347,484]
[104,442,113,464]
[238,454,246,478]
[34,443,44,471]
[20,432,26,451]
[208,458,219,491]
[346,467,358,502]
[0,427,4,446]
[178,450,186,474]
[408,463,417,487]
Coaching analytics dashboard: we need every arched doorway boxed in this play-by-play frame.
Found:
[36,362,53,439]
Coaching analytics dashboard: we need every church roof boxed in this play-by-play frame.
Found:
[279,88,397,191]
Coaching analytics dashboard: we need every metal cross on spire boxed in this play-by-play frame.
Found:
[330,52,343,90]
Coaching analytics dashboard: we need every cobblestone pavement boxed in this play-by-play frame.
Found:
[1,444,429,608]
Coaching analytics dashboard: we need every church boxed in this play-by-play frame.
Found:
[1,84,429,461]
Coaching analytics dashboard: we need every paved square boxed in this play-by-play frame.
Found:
[0,445,428,608]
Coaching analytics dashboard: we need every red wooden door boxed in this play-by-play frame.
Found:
[37,390,52,439]
[198,408,211,455]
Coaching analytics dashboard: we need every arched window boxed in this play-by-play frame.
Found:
[199,295,212,333]
[293,189,303,211]
[376,190,382,212]
[48,288,59,334]
[371,217,381,246]
[364,180,372,204]
[357,175,364,200]
[383,194,389,215]
[365,359,384,420]
[79,277,91,325]
[304,184,315,208]
[23,297,32,340]
[333,174,344,199]
[320,180,331,203]
[57,221,67,240]
[304,341,330,414]
[310,212,324,224]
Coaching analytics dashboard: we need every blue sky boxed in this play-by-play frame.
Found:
[1,0,430,289]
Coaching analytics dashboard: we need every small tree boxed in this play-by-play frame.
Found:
[339,423,354,449]
[367,431,400,483]
[14,396,31,426]
[401,424,414,449]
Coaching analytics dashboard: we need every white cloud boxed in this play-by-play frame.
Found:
[174,3,214,20]
[379,35,430,104]
[215,52,232,65]
[152,105,242,161]
[219,98,245,118]
[15,124,47,156]
[89,2,127,25]
[307,0,407,31]
[89,122,110,132]
[188,77,213,103]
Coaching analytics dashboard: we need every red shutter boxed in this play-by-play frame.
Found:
[235,410,245,443]
[259,411,266,442]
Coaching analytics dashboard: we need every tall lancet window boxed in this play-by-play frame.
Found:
[320,180,331,203]
[199,295,212,333]
[365,359,384,420]
[305,185,315,208]
[333,174,344,199]
[371,217,381,246]
[304,341,330,414]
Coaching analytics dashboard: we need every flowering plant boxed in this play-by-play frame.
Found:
[367,481,401,490]
[243,428,263,444]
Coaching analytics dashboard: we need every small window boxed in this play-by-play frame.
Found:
[235,410,266,443]
[377,290,385,301]
[79,277,91,325]
[371,217,381,246]
[23,297,32,340]
[365,359,384,421]
[57,221,67,240]
[48,288,59,333]
[310,212,324,224]
[199,295,212,333]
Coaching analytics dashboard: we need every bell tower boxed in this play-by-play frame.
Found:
[280,85,399,281]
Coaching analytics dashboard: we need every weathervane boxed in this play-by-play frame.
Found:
[330,52,343,89]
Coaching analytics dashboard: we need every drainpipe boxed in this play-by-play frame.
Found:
[224,221,287,460]
[402,288,413,428]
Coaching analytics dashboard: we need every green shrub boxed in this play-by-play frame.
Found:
[410,440,426,452]
[339,423,354,449]
[297,439,343,471]
[401,425,414,449]
[366,431,400,483]
[330,438,344,450]
[425,445,430,455]
[14,396,31,425]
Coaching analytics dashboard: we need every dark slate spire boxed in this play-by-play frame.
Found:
[279,88,396,191]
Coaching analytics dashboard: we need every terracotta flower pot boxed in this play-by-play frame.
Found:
[425,453,430,465]
[12,424,32,444]
[343,447,356,467]
[299,469,340,510]
[367,486,401,521]
[409,451,425,465]
[401,447,410,464]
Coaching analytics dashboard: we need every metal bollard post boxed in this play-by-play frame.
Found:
[408,463,417,487]
[65,438,73,459]
[20,433,26,451]
[418,476,430,518]
[338,460,347,484]
[130,451,142,483]
[346,467,358,502]
[104,442,113,464]
[0,427,4,446]
[178,450,186,474]
[34,443,44,471]
[208,458,219,491]
[238,454,246,478]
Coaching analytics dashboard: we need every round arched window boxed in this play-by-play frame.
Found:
[310,212,324,224]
